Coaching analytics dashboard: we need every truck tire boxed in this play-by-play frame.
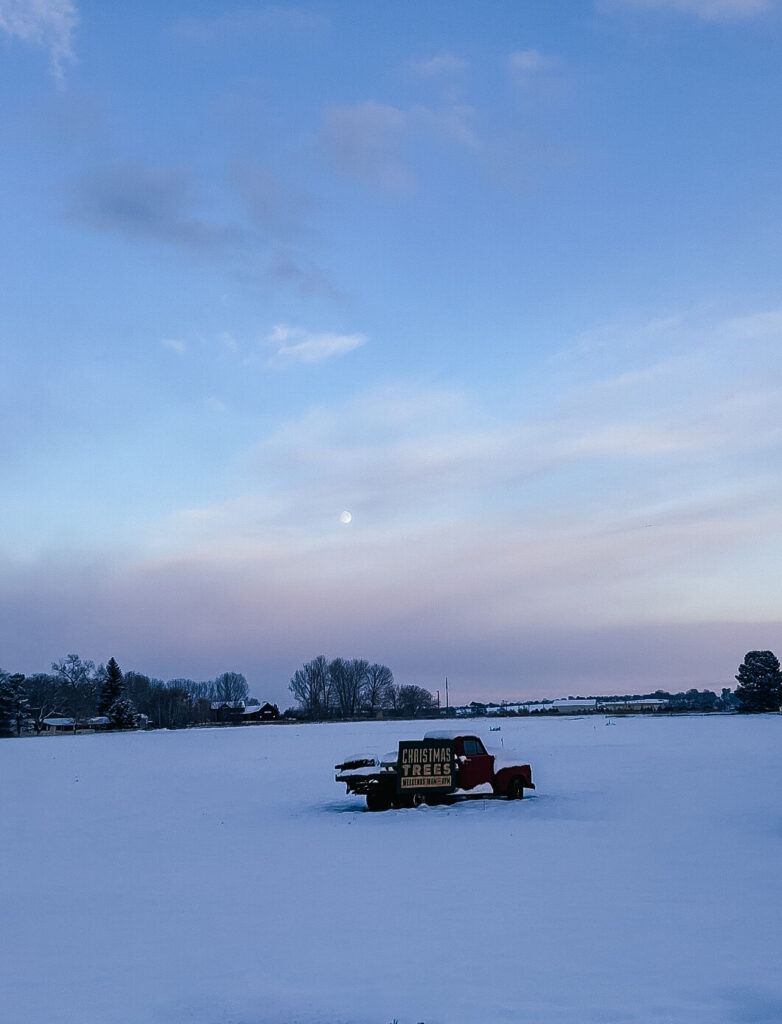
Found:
[507,776,524,800]
[366,787,392,812]
[410,791,426,808]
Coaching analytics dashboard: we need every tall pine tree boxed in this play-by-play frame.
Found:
[0,673,29,737]
[734,651,782,713]
[98,658,124,716]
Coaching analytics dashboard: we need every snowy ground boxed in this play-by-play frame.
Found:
[2,714,781,1024]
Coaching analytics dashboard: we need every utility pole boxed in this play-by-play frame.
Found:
[445,676,449,710]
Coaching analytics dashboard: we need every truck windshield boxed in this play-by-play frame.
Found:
[463,739,486,755]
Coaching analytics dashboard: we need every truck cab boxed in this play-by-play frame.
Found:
[453,735,495,789]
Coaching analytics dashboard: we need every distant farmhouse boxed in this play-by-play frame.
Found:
[204,700,280,725]
[243,702,280,722]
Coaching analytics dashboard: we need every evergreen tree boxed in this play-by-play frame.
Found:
[0,673,29,737]
[98,657,124,715]
[734,651,782,713]
[108,697,139,730]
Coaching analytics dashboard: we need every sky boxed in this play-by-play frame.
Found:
[1,0,781,706]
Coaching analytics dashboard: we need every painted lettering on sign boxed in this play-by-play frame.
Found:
[397,740,455,793]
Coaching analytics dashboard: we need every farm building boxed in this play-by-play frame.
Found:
[242,703,280,722]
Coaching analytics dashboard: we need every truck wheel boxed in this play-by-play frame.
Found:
[366,788,392,812]
[507,776,524,800]
[410,791,426,808]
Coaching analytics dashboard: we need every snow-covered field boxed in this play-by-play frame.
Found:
[2,715,781,1024]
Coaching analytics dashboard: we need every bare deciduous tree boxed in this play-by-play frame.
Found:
[289,655,330,719]
[395,684,437,719]
[51,654,98,719]
[52,654,95,686]
[151,685,193,729]
[330,658,369,718]
[23,674,66,733]
[364,663,394,715]
[290,656,396,719]
[212,671,248,703]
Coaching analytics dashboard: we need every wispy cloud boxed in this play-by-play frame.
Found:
[320,101,413,193]
[508,49,556,75]
[5,306,782,696]
[230,159,316,240]
[173,5,326,43]
[67,161,340,297]
[164,305,782,568]
[267,324,367,364]
[599,0,771,20]
[319,101,479,192]
[506,49,563,105]
[161,338,187,355]
[217,331,238,353]
[1,542,771,697]
[409,53,468,77]
[68,163,240,253]
[0,0,77,84]
[269,256,342,299]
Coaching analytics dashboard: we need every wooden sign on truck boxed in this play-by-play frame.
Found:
[396,739,456,795]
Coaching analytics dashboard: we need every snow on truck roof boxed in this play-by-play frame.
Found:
[423,730,479,741]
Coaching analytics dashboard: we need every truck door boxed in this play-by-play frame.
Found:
[459,737,494,789]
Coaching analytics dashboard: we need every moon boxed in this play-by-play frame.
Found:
[339,510,353,525]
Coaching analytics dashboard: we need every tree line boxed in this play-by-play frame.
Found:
[3,648,779,737]
[288,655,437,720]
[0,654,251,736]
[469,652,782,717]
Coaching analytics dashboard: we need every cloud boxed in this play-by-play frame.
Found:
[230,159,315,240]
[5,306,782,700]
[320,101,413,193]
[217,331,238,352]
[269,256,342,299]
[161,338,187,355]
[68,162,240,253]
[319,101,480,191]
[506,49,564,106]
[4,542,772,700]
[173,5,326,43]
[0,0,77,83]
[266,323,367,364]
[178,305,782,574]
[599,0,770,19]
[156,295,782,562]
[409,53,468,77]
[67,161,340,297]
[508,49,556,75]
[415,104,480,149]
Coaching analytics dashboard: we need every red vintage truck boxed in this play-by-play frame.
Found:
[335,731,534,811]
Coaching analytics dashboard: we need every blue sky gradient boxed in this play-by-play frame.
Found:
[2,0,781,704]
